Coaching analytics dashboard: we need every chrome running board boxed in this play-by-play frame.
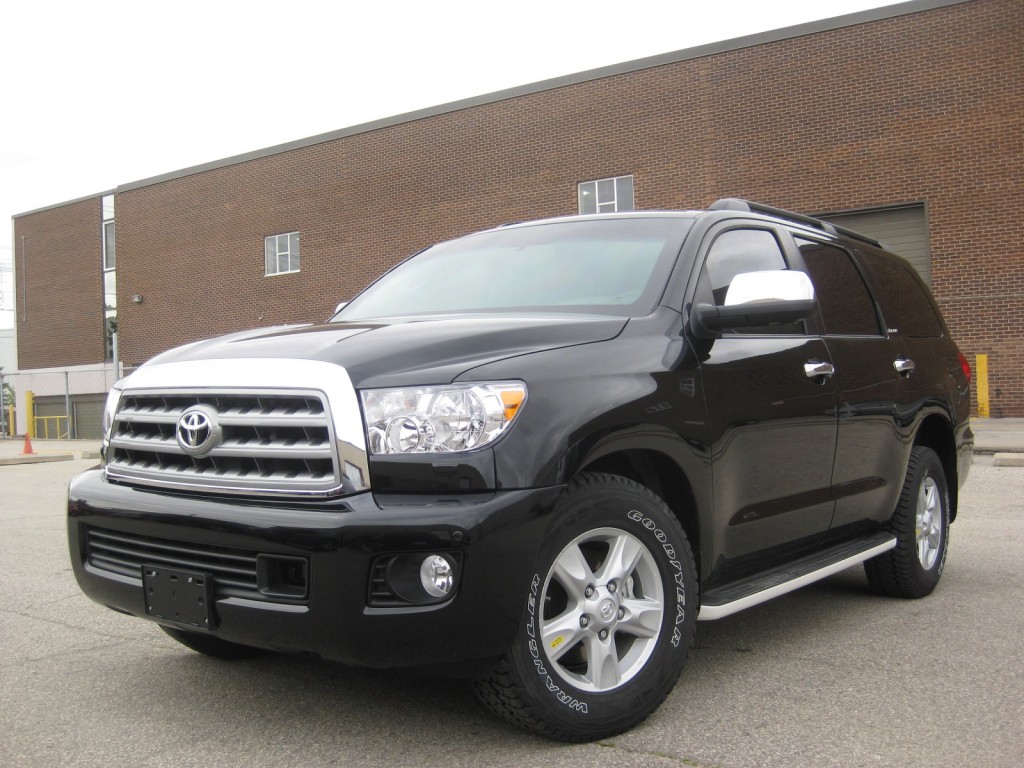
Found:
[698,532,897,621]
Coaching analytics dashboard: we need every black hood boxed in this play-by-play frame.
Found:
[143,314,627,388]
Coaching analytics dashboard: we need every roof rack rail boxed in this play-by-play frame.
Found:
[708,198,883,249]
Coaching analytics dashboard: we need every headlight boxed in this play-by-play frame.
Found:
[360,382,526,454]
[102,381,125,447]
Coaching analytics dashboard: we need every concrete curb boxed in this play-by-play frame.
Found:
[993,453,1024,468]
[0,453,75,466]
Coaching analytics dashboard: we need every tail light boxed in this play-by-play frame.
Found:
[958,351,972,383]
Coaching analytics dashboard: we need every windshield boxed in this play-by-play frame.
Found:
[334,217,692,321]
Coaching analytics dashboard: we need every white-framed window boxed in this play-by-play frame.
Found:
[103,220,116,271]
[102,194,117,361]
[578,175,634,214]
[265,232,300,275]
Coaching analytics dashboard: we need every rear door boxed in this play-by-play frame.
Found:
[794,236,907,530]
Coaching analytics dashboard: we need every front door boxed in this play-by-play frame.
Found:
[693,225,838,575]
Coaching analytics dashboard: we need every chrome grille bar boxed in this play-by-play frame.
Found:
[110,433,335,459]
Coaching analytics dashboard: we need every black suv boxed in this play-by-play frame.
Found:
[68,199,972,741]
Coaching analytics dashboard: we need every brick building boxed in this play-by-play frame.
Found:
[11,0,1024,429]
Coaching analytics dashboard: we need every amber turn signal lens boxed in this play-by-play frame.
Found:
[501,388,526,423]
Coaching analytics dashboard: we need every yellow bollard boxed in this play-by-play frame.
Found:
[975,354,989,418]
[25,390,36,438]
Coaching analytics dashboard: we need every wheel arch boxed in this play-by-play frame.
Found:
[913,412,960,521]
[572,428,709,579]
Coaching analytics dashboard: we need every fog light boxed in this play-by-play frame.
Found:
[420,555,454,598]
[375,552,460,606]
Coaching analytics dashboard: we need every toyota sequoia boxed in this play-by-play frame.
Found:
[68,198,973,741]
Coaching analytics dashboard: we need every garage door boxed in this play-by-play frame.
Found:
[33,397,70,439]
[73,395,106,439]
[819,204,930,284]
[33,394,106,439]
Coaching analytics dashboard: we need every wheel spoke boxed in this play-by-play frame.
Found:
[923,482,938,514]
[583,634,621,690]
[597,531,645,584]
[917,520,932,560]
[541,612,585,663]
[617,596,663,638]
[551,543,595,603]
[920,522,939,552]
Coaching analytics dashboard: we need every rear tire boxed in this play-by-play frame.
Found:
[159,625,268,660]
[865,446,950,598]
[473,472,697,742]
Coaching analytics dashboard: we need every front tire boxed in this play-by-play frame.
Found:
[473,473,697,742]
[865,446,950,598]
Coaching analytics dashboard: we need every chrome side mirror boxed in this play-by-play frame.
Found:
[692,271,816,336]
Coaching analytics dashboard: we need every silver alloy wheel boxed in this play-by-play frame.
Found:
[540,527,664,693]
[915,476,942,570]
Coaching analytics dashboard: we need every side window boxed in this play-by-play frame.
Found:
[857,250,943,338]
[698,228,807,335]
[797,239,881,336]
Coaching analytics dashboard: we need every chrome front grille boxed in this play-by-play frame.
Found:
[106,389,343,495]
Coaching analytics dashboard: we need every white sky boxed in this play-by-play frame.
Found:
[0,0,908,332]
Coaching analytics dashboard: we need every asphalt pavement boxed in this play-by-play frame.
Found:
[0,426,1022,767]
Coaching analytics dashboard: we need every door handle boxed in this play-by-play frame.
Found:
[804,361,835,380]
[893,358,916,376]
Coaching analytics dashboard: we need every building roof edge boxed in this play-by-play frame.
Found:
[12,189,115,220]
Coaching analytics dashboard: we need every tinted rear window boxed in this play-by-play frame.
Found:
[798,239,881,336]
[855,249,943,338]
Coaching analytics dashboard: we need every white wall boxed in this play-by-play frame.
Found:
[0,328,15,374]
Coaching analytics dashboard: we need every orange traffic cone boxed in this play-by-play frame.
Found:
[21,433,35,455]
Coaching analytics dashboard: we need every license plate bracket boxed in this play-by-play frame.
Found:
[142,565,213,629]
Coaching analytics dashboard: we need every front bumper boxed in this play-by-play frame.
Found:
[68,469,563,669]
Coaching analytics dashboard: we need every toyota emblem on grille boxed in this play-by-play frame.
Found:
[176,406,222,456]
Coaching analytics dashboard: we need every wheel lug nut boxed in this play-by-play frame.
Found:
[585,586,595,598]
[580,615,590,628]
[599,629,609,640]
[608,581,617,593]
[617,608,625,619]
